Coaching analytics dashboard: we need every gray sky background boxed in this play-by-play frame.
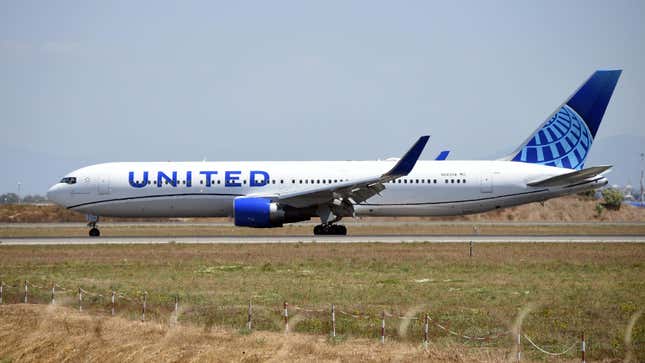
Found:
[1,1,644,195]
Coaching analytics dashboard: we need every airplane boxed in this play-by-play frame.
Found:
[47,70,621,236]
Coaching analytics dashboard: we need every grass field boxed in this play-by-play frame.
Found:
[0,242,643,362]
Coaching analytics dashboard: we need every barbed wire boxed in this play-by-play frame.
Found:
[523,334,577,356]
[1,278,587,357]
[428,316,510,341]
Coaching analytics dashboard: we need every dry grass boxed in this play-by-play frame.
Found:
[0,243,643,361]
[0,304,513,362]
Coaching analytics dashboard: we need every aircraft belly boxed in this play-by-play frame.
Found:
[72,194,234,218]
[355,186,556,217]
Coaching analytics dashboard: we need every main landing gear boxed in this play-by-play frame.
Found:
[87,215,100,237]
[313,224,347,235]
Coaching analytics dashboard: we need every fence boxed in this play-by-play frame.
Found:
[0,279,593,361]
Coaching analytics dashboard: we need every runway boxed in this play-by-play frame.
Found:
[1,234,644,245]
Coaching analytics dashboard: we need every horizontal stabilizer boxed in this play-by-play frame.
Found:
[527,165,612,187]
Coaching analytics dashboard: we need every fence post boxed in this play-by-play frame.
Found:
[517,327,521,362]
[111,291,116,316]
[174,295,179,316]
[78,287,83,312]
[331,304,336,338]
[283,301,289,333]
[24,280,28,304]
[581,332,586,363]
[51,283,55,304]
[0,282,3,305]
[381,311,386,344]
[469,241,473,257]
[141,291,147,322]
[423,313,429,348]
[247,299,252,330]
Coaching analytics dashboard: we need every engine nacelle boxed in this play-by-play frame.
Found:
[234,197,284,227]
[234,197,314,228]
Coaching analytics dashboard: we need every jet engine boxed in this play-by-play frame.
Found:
[233,197,312,227]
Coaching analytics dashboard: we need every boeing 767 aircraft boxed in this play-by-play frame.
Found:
[47,70,621,236]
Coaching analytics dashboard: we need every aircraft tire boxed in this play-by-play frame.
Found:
[313,224,347,235]
[89,228,100,237]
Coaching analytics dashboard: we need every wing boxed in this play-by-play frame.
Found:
[257,136,429,209]
[527,165,612,187]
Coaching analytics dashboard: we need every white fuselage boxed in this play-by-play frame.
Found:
[46,160,607,219]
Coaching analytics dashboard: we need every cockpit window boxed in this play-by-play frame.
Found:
[60,177,77,184]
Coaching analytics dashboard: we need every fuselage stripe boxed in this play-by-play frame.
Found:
[67,192,245,210]
[360,189,549,206]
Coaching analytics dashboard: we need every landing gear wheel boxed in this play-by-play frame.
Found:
[313,224,347,236]
[89,228,100,237]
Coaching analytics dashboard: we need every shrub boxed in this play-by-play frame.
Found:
[595,203,605,217]
[601,188,623,211]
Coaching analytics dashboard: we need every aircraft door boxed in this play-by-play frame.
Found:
[480,174,493,193]
[98,176,110,195]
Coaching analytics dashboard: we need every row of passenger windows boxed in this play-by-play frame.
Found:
[135,179,350,185]
[134,178,468,185]
[389,178,467,184]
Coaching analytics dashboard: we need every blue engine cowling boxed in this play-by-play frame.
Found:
[234,197,284,228]
[233,197,314,228]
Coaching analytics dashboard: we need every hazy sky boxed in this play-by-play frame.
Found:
[1,1,644,195]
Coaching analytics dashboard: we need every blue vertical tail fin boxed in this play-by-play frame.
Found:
[506,70,621,170]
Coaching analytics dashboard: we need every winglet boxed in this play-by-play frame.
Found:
[435,150,450,161]
[385,136,430,177]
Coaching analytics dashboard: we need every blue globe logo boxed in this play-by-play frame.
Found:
[513,105,591,169]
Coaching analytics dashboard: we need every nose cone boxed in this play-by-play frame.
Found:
[47,183,67,207]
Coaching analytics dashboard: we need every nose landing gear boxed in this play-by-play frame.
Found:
[313,224,347,235]
[86,215,100,237]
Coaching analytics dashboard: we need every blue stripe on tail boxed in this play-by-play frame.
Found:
[511,70,621,170]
